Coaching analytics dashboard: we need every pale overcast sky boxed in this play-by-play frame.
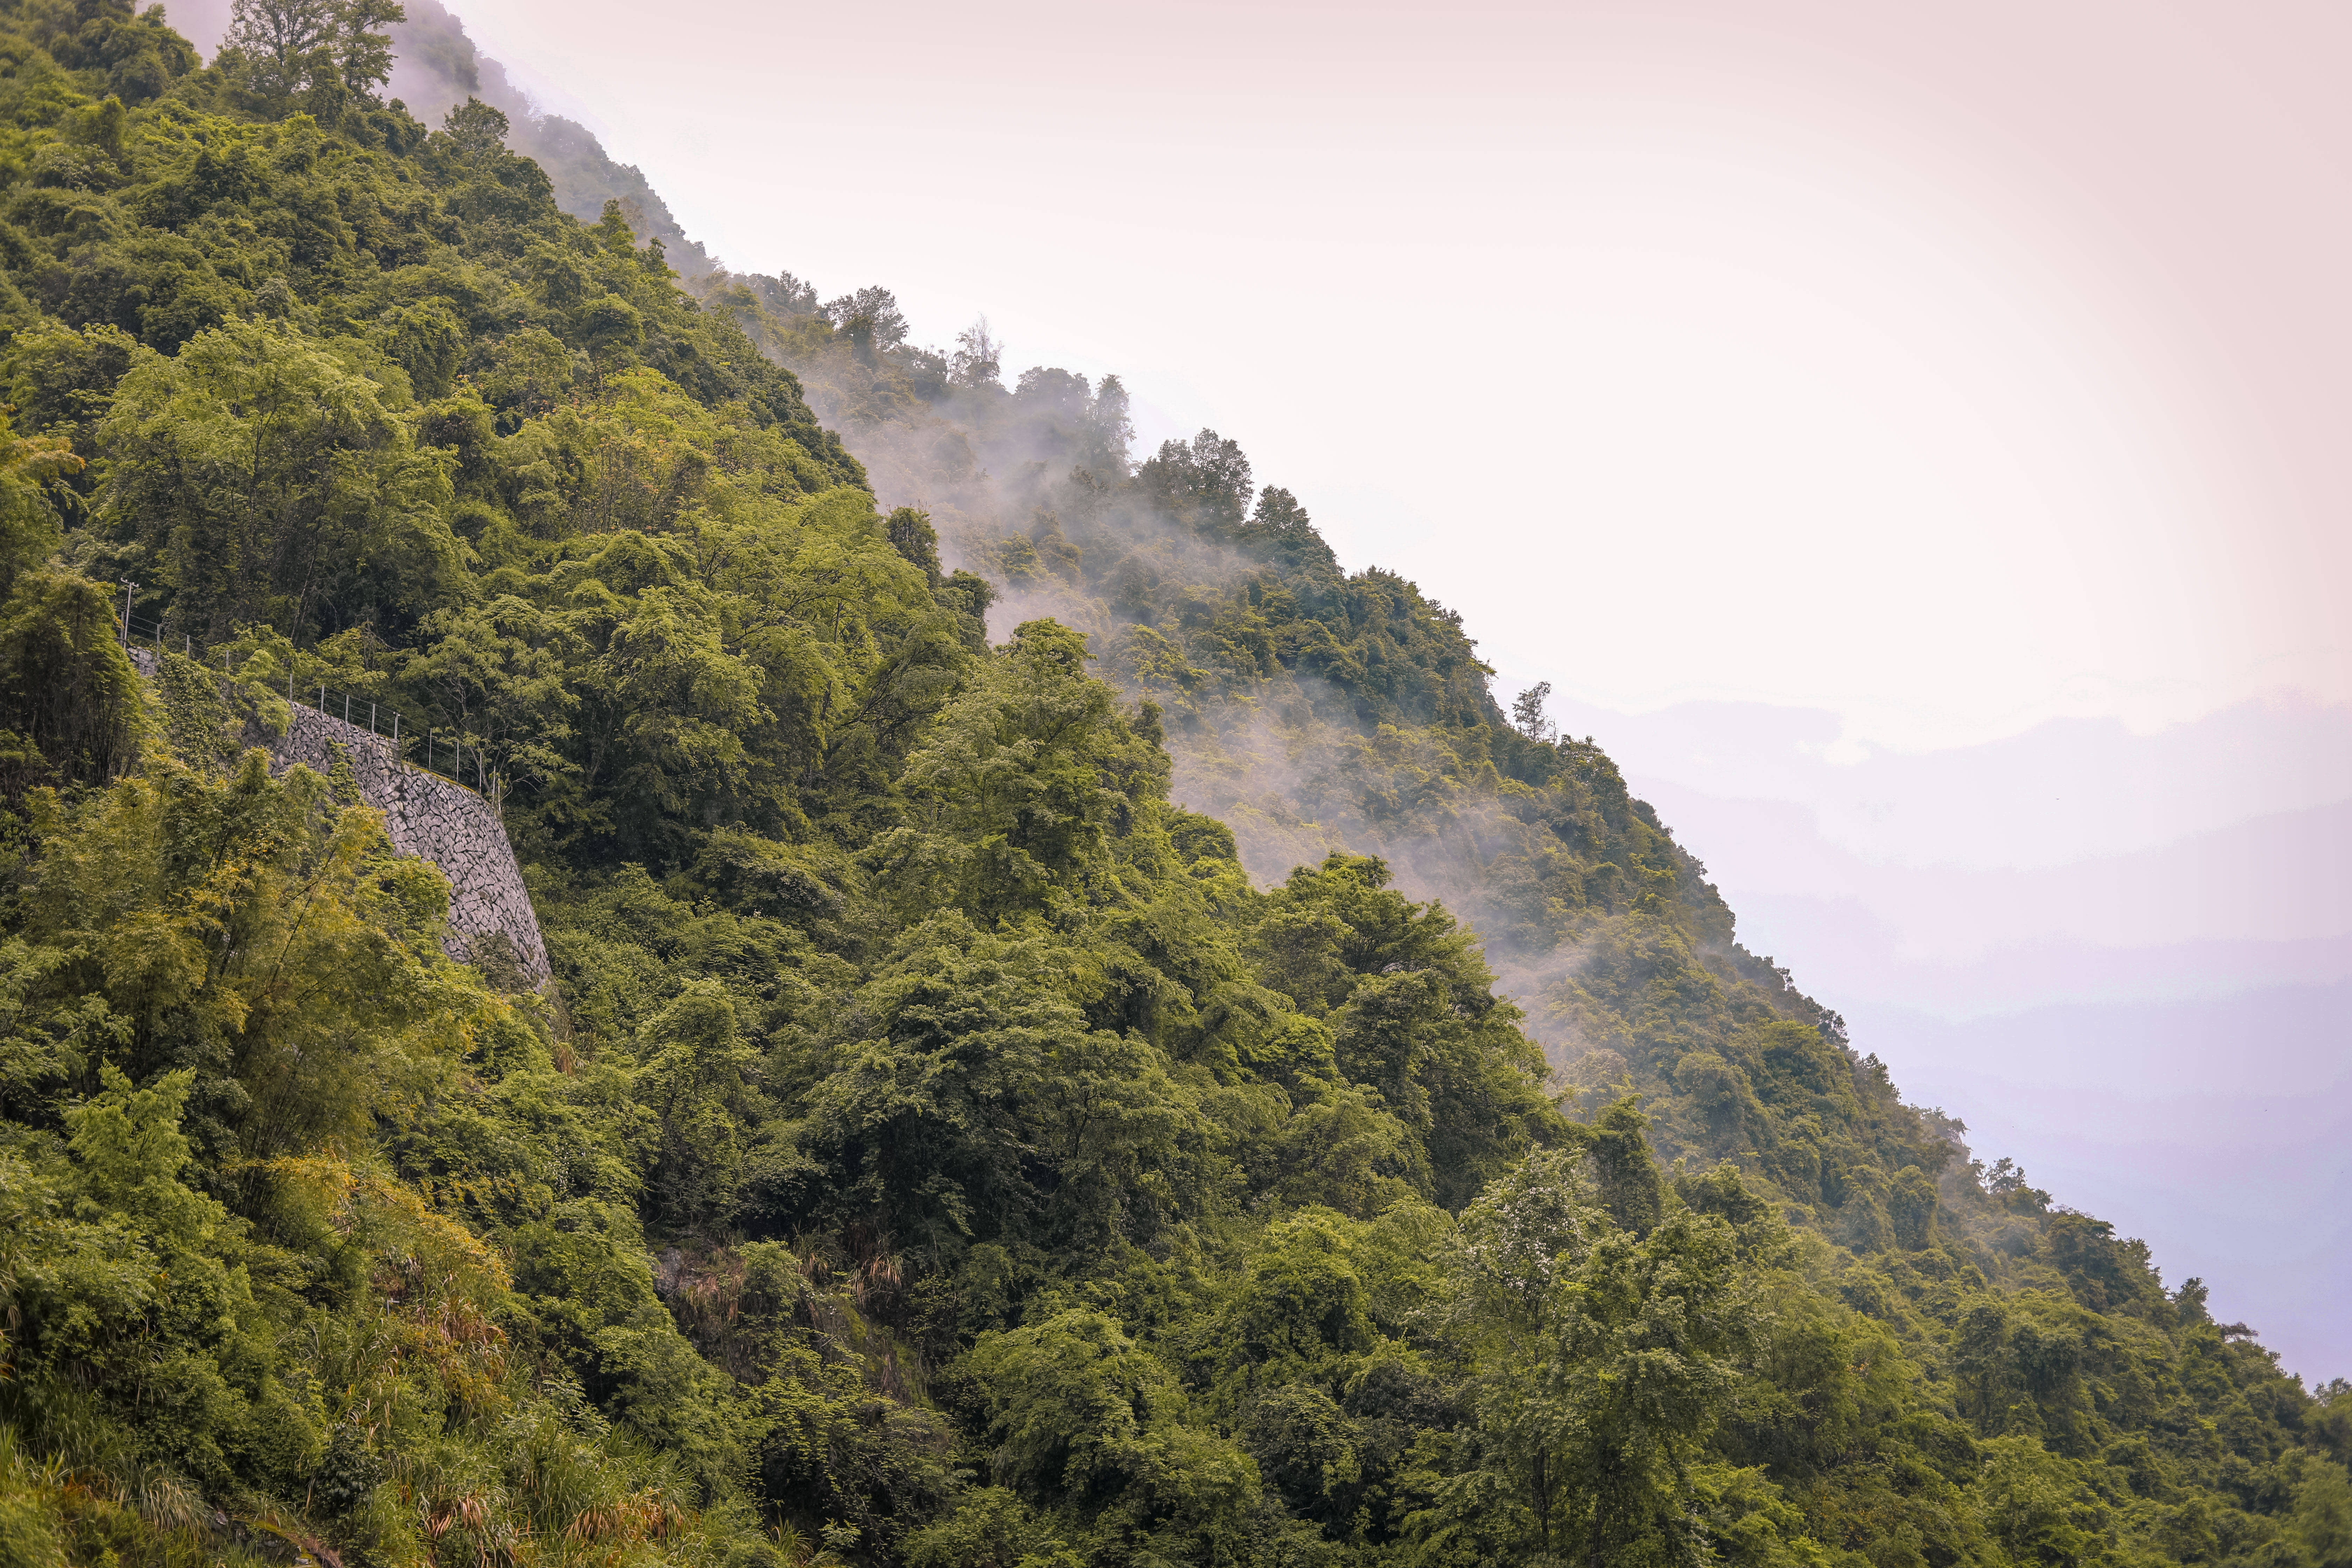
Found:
[341,0,2352,754]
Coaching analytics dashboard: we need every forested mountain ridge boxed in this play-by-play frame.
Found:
[0,4,2344,1566]
[377,0,721,276]
[700,258,1862,1061]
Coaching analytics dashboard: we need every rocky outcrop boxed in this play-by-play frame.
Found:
[131,651,551,985]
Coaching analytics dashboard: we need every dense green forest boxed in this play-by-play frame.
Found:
[0,2,2343,1564]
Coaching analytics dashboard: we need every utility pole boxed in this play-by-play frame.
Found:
[117,580,136,642]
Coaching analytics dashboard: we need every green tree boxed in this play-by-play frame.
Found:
[0,571,140,792]
[637,980,764,1227]
[399,594,580,805]
[966,1309,1262,1554]
[877,618,1165,922]
[222,0,404,108]
[789,916,1213,1252]
[1433,1146,1770,1566]
[99,317,465,642]
[824,285,909,365]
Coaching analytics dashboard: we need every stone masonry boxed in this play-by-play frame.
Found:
[131,651,552,985]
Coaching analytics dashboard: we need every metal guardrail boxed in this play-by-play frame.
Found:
[118,599,503,804]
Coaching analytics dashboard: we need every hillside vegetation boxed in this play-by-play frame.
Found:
[0,4,2343,1566]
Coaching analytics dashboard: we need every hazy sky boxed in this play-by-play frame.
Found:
[1580,694,2352,1376]
[342,0,2352,755]
[161,0,2352,1374]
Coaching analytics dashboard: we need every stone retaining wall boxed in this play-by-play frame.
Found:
[131,652,551,985]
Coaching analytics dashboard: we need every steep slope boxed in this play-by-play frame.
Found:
[379,0,722,275]
[0,5,2342,1567]
[700,280,1851,1060]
